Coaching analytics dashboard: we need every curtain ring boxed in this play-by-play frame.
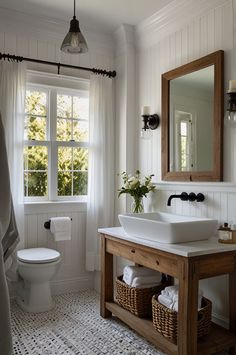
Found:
[57,63,60,75]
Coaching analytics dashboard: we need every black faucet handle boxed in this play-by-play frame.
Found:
[188,192,197,202]
[196,193,205,202]
[180,192,189,201]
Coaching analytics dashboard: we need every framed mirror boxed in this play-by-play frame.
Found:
[161,50,224,181]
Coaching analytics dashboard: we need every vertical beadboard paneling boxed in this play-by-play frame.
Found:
[16,36,29,56]
[37,213,48,247]
[28,38,38,58]
[214,6,223,50]
[200,15,208,55]
[26,215,38,248]
[0,32,4,51]
[138,1,233,185]
[181,27,188,65]
[4,33,17,53]
[25,209,89,287]
[207,10,215,53]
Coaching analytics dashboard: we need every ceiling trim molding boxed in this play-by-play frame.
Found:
[0,7,114,54]
[135,0,233,48]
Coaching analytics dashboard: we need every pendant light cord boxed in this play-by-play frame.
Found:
[74,0,76,18]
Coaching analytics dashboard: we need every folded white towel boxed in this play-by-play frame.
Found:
[171,295,202,311]
[158,294,174,309]
[123,265,161,286]
[50,217,71,241]
[161,285,179,298]
[131,275,162,288]
[159,285,203,311]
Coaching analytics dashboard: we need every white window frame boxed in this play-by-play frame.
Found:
[24,73,89,203]
[174,107,197,172]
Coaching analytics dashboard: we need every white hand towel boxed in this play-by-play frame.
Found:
[123,265,161,286]
[131,275,162,287]
[50,217,71,241]
[172,295,203,312]
[158,294,174,309]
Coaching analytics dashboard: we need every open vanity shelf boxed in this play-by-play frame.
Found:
[98,227,236,355]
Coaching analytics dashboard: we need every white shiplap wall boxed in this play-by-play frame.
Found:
[24,203,93,294]
[136,0,234,181]
[135,0,235,327]
[0,8,115,293]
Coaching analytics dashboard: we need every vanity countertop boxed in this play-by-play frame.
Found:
[98,227,236,257]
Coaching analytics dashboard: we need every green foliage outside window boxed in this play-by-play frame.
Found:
[24,89,88,198]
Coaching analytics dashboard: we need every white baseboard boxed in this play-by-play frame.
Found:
[51,275,94,295]
[9,274,95,299]
[94,271,100,293]
[212,312,229,329]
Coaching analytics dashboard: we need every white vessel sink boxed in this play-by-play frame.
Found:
[118,212,218,244]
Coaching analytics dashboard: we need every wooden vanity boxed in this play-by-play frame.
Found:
[98,227,236,355]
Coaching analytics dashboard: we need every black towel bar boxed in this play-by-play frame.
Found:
[44,218,72,230]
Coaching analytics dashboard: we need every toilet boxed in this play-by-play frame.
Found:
[16,248,61,313]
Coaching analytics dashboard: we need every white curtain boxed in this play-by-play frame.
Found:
[0,61,26,249]
[86,74,115,271]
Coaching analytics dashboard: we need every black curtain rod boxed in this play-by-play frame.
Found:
[0,52,116,78]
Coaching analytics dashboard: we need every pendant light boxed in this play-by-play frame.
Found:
[61,0,88,54]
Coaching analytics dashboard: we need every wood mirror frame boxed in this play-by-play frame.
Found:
[161,50,224,181]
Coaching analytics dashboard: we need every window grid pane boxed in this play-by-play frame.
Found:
[58,147,88,196]
[24,145,48,197]
[24,89,48,141]
[56,93,89,143]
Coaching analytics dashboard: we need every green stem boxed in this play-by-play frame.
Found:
[132,196,144,213]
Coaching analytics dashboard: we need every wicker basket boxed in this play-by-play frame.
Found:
[152,295,212,343]
[115,275,169,318]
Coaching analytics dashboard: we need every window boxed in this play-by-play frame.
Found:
[24,83,89,201]
[174,109,196,172]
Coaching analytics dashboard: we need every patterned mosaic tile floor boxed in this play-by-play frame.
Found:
[11,290,164,355]
[11,290,229,355]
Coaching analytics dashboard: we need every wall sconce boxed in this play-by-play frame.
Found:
[225,80,236,125]
[141,106,160,139]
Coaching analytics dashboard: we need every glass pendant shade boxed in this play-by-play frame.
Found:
[61,1,88,54]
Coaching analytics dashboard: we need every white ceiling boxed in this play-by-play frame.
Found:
[0,0,174,34]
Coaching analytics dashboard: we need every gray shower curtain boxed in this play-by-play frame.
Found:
[0,112,19,355]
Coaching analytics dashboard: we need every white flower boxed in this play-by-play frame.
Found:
[129,178,139,189]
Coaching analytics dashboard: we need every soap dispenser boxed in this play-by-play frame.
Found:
[218,223,232,243]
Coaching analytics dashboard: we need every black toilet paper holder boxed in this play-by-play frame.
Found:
[44,218,72,230]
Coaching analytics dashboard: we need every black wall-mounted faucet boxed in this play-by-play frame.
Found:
[167,192,205,206]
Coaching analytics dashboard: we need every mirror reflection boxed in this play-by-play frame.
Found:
[169,66,214,172]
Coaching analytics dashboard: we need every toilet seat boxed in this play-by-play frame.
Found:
[17,248,61,264]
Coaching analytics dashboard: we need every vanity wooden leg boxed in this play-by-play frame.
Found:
[100,235,113,318]
[178,261,199,355]
[229,269,236,354]
[229,269,236,333]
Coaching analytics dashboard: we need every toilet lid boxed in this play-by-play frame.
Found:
[17,248,61,264]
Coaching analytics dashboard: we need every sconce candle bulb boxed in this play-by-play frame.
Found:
[142,106,151,115]
[228,80,236,93]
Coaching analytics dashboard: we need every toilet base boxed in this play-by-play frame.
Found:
[16,281,54,313]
